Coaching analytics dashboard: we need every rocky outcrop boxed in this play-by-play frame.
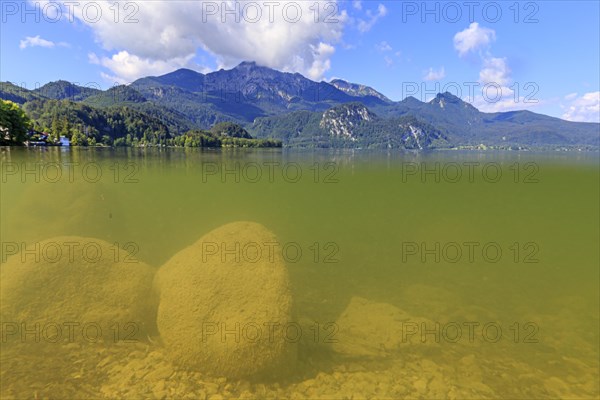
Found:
[320,103,376,141]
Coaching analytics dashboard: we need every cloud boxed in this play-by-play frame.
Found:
[306,42,336,81]
[89,51,196,84]
[561,92,600,122]
[479,57,510,86]
[384,56,394,67]
[452,23,536,113]
[470,72,544,113]
[471,86,542,113]
[453,22,496,57]
[50,1,346,82]
[375,41,392,52]
[352,0,362,10]
[423,67,446,81]
[564,93,578,101]
[19,35,68,49]
[468,49,541,113]
[357,4,387,33]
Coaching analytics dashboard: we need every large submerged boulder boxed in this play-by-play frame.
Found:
[332,296,435,358]
[154,221,296,379]
[0,236,156,343]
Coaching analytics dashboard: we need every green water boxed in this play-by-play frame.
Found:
[1,147,598,399]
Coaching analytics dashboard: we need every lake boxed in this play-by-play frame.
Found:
[1,147,598,399]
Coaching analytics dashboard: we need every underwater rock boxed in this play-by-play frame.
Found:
[332,297,434,358]
[154,221,296,379]
[0,236,156,343]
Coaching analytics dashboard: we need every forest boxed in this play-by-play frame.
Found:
[0,99,282,148]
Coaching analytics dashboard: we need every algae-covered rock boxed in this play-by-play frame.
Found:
[332,297,435,358]
[154,221,296,379]
[0,236,155,343]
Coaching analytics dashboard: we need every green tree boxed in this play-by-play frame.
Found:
[0,100,30,145]
[70,129,88,146]
[101,135,112,146]
[61,117,71,138]
[51,115,62,141]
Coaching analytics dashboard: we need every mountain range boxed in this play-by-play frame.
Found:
[1,61,598,149]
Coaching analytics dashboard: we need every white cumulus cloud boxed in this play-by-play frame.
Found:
[562,92,600,122]
[89,51,197,84]
[479,57,510,86]
[423,67,446,81]
[472,86,542,113]
[453,22,496,57]
[306,42,336,81]
[357,4,387,33]
[19,35,68,49]
[47,1,346,82]
[452,23,539,113]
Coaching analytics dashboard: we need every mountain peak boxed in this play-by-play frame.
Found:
[226,61,279,76]
[163,68,203,78]
[329,78,391,103]
[433,92,462,103]
[138,68,205,92]
[237,61,258,68]
[234,61,271,72]
[33,80,101,101]
[401,96,423,105]
[428,92,479,112]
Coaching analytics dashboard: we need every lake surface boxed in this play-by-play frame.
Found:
[1,147,598,399]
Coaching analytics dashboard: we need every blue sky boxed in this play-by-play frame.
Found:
[2,0,599,121]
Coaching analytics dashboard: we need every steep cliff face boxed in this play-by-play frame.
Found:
[320,103,376,141]
[392,115,448,150]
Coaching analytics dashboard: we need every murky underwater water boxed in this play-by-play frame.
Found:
[0,147,598,399]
